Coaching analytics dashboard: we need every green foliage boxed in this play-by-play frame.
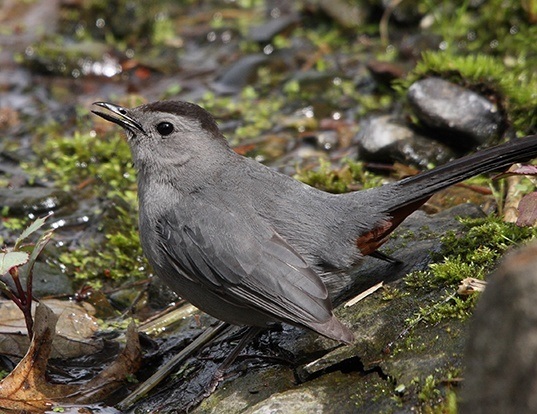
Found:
[1,217,27,231]
[416,374,441,403]
[0,215,54,338]
[418,293,476,324]
[381,285,407,301]
[422,0,534,58]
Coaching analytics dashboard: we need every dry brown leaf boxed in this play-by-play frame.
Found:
[74,322,141,404]
[458,277,487,295]
[0,302,142,412]
[0,302,77,412]
[0,299,102,359]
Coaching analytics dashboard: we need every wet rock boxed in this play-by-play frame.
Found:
[195,366,296,414]
[1,262,74,297]
[147,275,181,310]
[243,371,398,414]
[312,130,339,151]
[460,241,537,414]
[248,14,299,43]
[0,187,76,216]
[30,262,75,297]
[355,115,456,167]
[407,77,504,149]
[211,54,271,95]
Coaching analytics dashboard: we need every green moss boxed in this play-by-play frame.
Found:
[416,0,535,60]
[29,127,136,199]
[416,374,441,403]
[404,215,537,325]
[381,285,407,301]
[199,89,286,144]
[409,369,459,414]
[440,216,537,260]
[1,217,27,231]
[19,108,145,286]
[152,13,176,45]
[413,293,476,324]
[56,199,146,286]
[294,158,384,193]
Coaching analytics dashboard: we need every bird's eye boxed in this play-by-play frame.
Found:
[156,122,174,136]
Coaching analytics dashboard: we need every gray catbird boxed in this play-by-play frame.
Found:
[92,100,537,345]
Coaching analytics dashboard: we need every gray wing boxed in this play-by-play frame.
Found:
[154,203,333,328]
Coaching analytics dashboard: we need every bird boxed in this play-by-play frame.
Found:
[92,100,537,345]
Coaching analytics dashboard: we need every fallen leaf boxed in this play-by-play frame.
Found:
[457,278,487,295]
[74,322,141,404]
[0,302,76,412]
[0,302,142,411]
[0,299,102,359]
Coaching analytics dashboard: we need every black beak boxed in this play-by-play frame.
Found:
[91,102,145,134]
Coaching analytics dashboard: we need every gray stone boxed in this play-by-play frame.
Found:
[356,115,456,167]
[0,187,76,216]
[407,77,504,149]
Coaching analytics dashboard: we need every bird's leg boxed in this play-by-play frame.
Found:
[185,327,263,411]
[369,250,403,264]
[204,326,263,396]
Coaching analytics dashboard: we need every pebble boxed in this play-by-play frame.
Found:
[355,115,456,167]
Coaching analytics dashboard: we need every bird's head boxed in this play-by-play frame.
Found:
[92,100,231,175]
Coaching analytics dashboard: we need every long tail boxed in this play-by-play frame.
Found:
[388,134,537,213]
[355,135,537,257]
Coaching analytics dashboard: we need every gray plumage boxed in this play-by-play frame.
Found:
[92,100,537,344]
